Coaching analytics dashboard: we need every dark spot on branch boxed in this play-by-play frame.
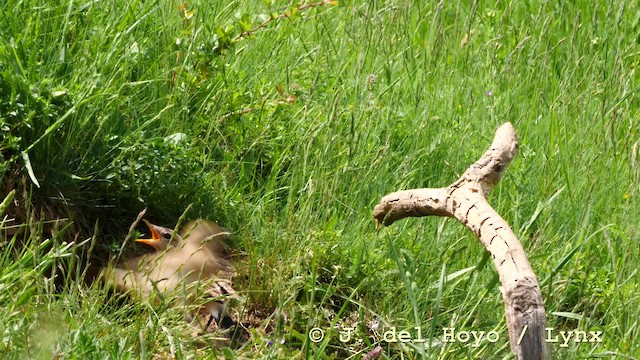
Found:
[490,234,498,244]
[465,204,476,221]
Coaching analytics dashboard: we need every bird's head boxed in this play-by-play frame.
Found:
[135,220,180,250]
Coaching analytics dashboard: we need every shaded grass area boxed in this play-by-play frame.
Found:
[1,0,638,358]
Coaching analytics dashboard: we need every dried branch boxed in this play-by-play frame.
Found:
[373,123,549,360]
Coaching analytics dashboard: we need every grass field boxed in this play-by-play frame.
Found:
[1,0,638,358]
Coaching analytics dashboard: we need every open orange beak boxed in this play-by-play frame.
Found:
[135,219,163,250]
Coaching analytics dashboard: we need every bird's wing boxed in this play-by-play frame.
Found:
[155,245,233,283]
[179,220,231,256]
[101,265,151,297]
[101,251,182,295]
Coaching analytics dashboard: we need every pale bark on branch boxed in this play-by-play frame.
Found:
[373,123,548,360]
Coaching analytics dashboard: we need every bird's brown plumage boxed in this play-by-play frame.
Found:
[102,219,237,328]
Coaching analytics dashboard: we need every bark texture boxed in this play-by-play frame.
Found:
[373,123,548,359]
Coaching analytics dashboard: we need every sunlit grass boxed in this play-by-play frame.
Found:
[1,0,638,358]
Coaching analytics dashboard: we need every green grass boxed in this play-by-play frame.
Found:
[1,0,639,358]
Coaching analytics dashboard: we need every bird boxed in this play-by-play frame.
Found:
[101,219,238,331]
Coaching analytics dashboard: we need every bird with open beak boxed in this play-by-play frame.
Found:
[101,219,238,331]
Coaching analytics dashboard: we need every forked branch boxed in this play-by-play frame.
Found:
[374,123,548,360]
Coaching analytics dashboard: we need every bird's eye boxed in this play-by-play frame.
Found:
[163,232,172,240]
